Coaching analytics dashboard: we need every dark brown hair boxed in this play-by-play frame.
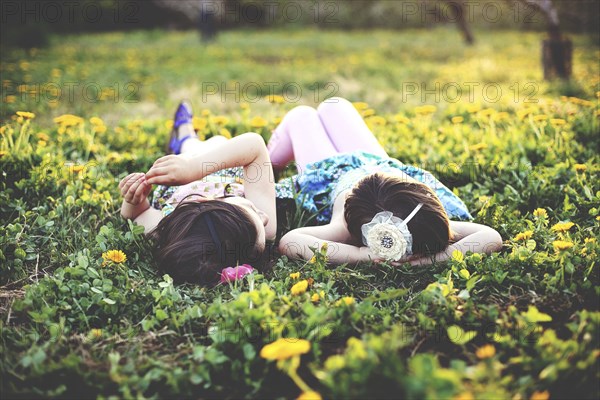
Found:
[149,196,263,285]
[344,172,453,256]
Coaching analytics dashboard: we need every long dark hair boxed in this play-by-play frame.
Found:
[344,172,453,256]
[149,195,262,285]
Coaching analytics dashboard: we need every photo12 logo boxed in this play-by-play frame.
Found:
[201,81,339,103]
[0,1,140,24]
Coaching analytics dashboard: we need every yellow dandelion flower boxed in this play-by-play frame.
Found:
[352,102,369,111]
[453,392,475,400]
[469,143,488,151]
[308,255,317,264]
[250,116,268,128]
[584,238,596,244]
[560,96,568,102]
[219,128,232,139]
[265,94,285,104]
[478,108,496,117]
[72,165,85,173]
[165,120,174,130]
[259,338,310,361]
[91,328,102,338]
[210,116,229,125]
[291,279,309,296]
[297,391,322,400]
[102,250,127,264]
[530,390,550,400]
[550,118,566,126]
[362,108,375,117]
[532,114,549,122]
[415,105,437,115]
[533,208,547,218]
[553,240,574,251]
[272,116,282,125]
[37,133,49,142]
[574,164,587,173]
[367,116,386,126]
[476,344,496,359]
[393,115,410,124]
[466,104,481,113]
[517,108,535,120]
[192,116,207,131]
[514,230,533,241]
[16,111,35,119]
[90,117,104,126]
[201,109,211,117]
[551,222,574,232]
[311,293,320,302]
[93,124,107,134]
[493,112,509,121]
[5,95,16,104]
[53,114,84,126]
[451,116,464,124]
[596,91,600,99]
[335,296,355,306]
[289,272,300,280]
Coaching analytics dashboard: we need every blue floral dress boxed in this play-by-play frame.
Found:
[278,151,473,224]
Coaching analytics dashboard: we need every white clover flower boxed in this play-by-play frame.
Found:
[365,223,408,261]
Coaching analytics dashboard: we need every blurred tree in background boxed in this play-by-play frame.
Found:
[2,0,598,49]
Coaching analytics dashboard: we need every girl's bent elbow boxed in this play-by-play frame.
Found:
[487,229,503,253]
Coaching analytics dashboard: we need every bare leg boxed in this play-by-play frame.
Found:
[317,97,388,157]
[268,105,338,171]
[178,123,228,158]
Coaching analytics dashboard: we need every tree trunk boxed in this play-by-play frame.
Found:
[513,0,572,80]
[542,38,572,79]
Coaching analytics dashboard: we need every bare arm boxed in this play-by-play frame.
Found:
[278,215,379,264]
[119,172,163,234]
[403,221,503,266]
[145,133,277,240]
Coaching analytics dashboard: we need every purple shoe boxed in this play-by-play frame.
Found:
[168,101,196,155]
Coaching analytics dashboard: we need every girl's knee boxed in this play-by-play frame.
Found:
[207,135,228,144]
[287,105,318,120]
[317,96,352,113]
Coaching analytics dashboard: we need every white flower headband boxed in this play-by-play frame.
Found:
[361,203,424,261]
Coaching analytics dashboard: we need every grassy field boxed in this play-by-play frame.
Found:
[1,28,599,399]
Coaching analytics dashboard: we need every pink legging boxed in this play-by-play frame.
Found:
[267,97,388,172]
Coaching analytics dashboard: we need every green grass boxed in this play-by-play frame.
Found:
[1,28,599,399]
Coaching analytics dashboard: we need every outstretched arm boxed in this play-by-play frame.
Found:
[400,220,503,266]
[278,216,381,264]
[145,132,277,240]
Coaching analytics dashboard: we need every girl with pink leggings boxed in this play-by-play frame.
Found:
[270,97,502,266]
[268,98,388,171]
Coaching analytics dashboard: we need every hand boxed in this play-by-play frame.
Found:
[119,173,151,205]
[359,246,385,263]
[145,155,195,185]
[389,253,429,267]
